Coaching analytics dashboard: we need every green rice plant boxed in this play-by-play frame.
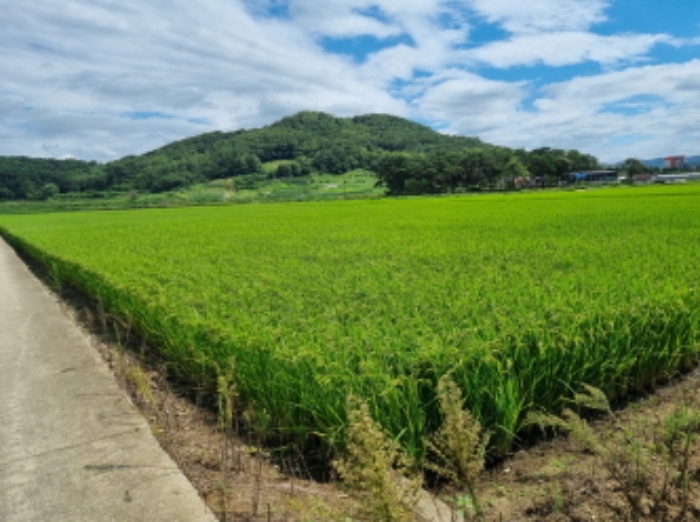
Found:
[1,183,699,469]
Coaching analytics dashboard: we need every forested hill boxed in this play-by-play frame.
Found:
[0,112,487,199]
[106,112,485,191]
[152,112,484,161]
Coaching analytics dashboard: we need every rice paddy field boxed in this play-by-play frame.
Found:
[1,184,699,460]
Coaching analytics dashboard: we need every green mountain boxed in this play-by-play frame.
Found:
[101,112,485,191]
[148,111,483,160]
[0,112,486,199]
[0,111,603,201]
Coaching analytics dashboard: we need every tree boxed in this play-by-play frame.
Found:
[17,178,38,199]
[0,185,15,200]
[274,163,292,178]
[500,157,530,189]
[377,154,414,194]
[458,148,496,187]
[567,150,599,171]
[621,158,647,183]
[38,182,59,200]
[245,153,262,174]
[526,148,558,186]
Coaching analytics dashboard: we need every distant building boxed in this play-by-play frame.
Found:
[571,170,619,184]
[664,156,686,169]
[632,174,655,184]
[655,173,700,183]
[513,176,536,188]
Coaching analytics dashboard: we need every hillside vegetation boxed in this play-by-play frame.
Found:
[0,111,601,201]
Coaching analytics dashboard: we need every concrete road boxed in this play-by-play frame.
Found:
[0,238,217,522]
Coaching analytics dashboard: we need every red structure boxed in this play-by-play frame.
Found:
[664,155,686,169]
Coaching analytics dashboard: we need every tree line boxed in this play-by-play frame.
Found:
[377,147,600,195]
[0,156,105,200]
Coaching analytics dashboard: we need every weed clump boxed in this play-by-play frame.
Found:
[426,374,489,517]
[333,396,421,522]
[526,385,700,520]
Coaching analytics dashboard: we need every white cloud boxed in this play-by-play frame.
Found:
[467,32,674,68]
[537,59,700,114]
[286,0,401,38]
[282,0,465,44]
[421,60,700,162]
[0,0,698,163]
[350,3,472,87]
[462,0,609,33]
[280,1,472,87]
[411,70,527,133]
[0,1,405,160]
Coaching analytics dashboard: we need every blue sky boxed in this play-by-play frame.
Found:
[1,1,699,163]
